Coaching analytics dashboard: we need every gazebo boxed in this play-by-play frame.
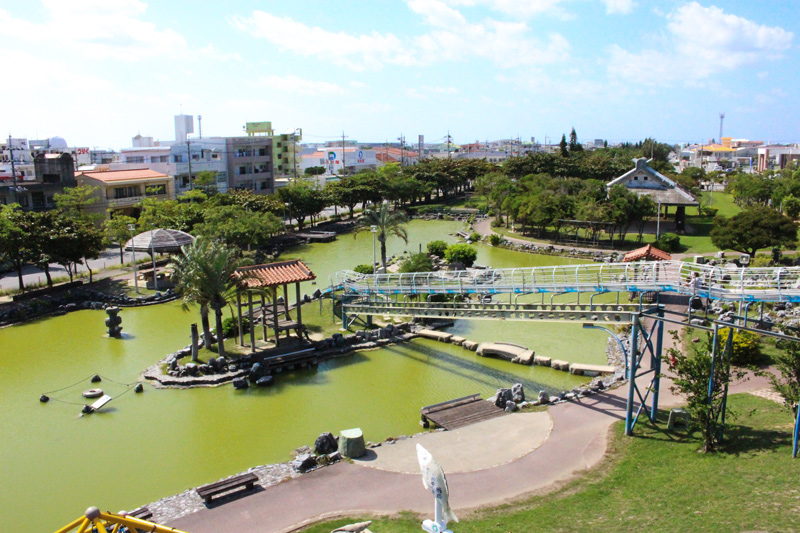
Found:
[622,244,671,262]
[124,229,195,290]
[233,260,317,352]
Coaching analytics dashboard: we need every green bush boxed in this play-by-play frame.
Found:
[469,231,482,242]
[444,243,478,267]
[718,329,763,366]
[701,206,719,217]
[399,252,434,273]
[749,255,771,267]
[222,316,249,338]
[783,195,800,219]
[491,218,503,227]
[489,234,503,246]
[654,232,681,253]
[353,264,374,274]
[427,240,448,258]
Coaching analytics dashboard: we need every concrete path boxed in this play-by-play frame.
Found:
[169,297,775,533]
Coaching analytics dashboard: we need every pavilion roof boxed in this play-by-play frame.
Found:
[124,228,195,253]
[234,260,316,289]
[622,244,671,262]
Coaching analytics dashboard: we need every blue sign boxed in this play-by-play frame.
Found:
[358,150,363,159]
[328,151,336,161]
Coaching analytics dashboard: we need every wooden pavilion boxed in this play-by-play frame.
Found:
[622,244,671,262]
[233,260,316,352]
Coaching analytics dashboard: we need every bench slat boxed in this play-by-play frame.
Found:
[196,472,259,503]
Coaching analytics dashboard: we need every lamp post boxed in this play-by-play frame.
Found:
[656,201,662,240]
[583,323,629,377]
[371,225,378,275]
[284,202,291,234]
[128,224,139,294]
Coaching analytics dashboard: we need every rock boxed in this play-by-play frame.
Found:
[551,359,570,371]
[134,383,144,393]
[689,318,705,326]
[332,333,344,346]
[199,364,211,374]
[228,364,238,373]
[338,428,366,458]
[327,451,342,463]
[511,383,525,403]
[313,289,322,299]
[208,357,218,371]
[91,374,102,383]
[185,363,198,376]
[462,340,479,351]
[255,375,274,387]
[494,388,513,408]
[315,432,338,455]
[533,355,552,367]
[232,378,249,390]
[249,362,266,382]
[538,391,550,404]
[505,401,518,412]
[291,453,317,473]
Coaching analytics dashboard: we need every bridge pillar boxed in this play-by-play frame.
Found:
[650,308,664,422]
[625,321,639,436]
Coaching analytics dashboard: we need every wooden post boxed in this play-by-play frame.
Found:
[191,323,199,362]
[272,286,280,346]
[236,292,244,347]
[295,282,302,331]
[261,293,267,342]
[283,283,290,339]
[248,291,255,354]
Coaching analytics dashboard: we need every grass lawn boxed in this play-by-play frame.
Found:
[301,394,800,532]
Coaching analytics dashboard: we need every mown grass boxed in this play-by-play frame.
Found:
[301,394,800,533]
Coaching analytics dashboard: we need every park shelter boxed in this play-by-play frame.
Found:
[622,244,671,262]
[233,260,316,352]
[125,229,195,289]
[606,158,699,233]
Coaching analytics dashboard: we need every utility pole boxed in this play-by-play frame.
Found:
[8,135,19,204]
[186,140,193,190]
[447,130,451,159]
[341,131,346,175]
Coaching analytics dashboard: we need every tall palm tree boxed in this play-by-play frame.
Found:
[171,238,249,358]
[354,202,408,272]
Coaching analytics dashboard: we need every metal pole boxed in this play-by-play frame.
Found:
[650,309,664,422]
[656,201,661,240]
[150,228,158,291]
[794,403,800,458]
[371,225,378,274]
[8,135,19,204]
[128,224,139,294]
[625,318,640,436]
[186,140,193,190]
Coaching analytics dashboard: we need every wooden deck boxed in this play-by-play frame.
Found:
[295,231,337,242]
[420,393,507,430]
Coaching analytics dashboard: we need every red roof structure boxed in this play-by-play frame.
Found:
[622,244,671,262]
[234,260,316,288]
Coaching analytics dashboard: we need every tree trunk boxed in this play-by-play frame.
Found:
[43,264,53,287]
[380,239,388,272]
[15,263,24,292]
[67,263,74,283]
[201,306,213,349]
[84,257,93,283]
[119,243,124,265]
[215,308,226,358]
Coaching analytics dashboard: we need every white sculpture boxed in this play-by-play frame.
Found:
[416,444,457,533]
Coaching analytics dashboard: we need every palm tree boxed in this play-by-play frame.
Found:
[354,202,408,272]
[171,238,249,358]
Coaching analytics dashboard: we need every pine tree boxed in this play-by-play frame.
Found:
[568,128,583,152]
[559,134,568,157]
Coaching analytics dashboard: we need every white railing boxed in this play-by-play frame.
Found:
[334,261,800,303]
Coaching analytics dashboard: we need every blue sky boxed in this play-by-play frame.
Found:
[1,1,797,149]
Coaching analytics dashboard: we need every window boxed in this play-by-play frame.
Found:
[150,155,168,163]
[260,180,268,190]
[258,147,268,157]
[19,195,29,207]
[127,156,144,164]
[174,155,183,163]
[42,173,60,183]
[112,186,139,199]
[239,166,247,175]
[212,153,220,160]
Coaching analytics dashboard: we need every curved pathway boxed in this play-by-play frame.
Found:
[169,299,774,533]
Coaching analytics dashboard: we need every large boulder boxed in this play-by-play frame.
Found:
[511,383,525,403]
[538,391,550,404]
[338,428,366,458]
[255,375,274,387]
[291,453,317,473]
[314,432,338,455]
[232,378,249,390]
[249,362,266,382]
[494,388,513,408]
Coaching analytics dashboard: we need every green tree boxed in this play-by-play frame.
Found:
[170,238,249,356]
[427,240,448,258]
[769,340,800,414]
[304,166,326,176]
[559,134,568,157]
[0,206,32,291]
[194,170,218,193]
[398,252,434,273]
[444,243,477,267]
[278,181,328,229]
[783,195,800,219]
[710,206,798,257]
[195,205,283,250]
[53,184,101,224]
[568,127,582,152]
[103,214,137,264]
[353,203,408,271]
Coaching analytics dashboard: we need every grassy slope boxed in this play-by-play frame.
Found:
[302,394,800,532]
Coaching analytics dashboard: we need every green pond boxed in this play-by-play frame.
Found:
[0,219,613,532]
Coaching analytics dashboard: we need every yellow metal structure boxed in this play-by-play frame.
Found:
[56,506,189,533]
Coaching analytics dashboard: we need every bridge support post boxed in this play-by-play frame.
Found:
[650,308,664,423]
[794,404,800,458]
[625,320,639,436]
[366,314,373,327]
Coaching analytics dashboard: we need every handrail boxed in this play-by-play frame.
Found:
[334,261,800,303]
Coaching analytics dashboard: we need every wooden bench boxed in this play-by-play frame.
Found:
[196,472,259,505]
[128,506,153,520]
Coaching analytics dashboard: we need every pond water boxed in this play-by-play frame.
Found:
[0,219,612,532]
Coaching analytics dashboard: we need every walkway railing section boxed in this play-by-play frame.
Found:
[334,261,800,303]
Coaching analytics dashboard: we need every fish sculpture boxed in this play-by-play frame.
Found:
[417,444,458,527]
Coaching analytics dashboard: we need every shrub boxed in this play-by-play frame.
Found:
[444,243,478,267]
[491,218,503,227]
[399,252,434,273]
[353,264,374,274]
[749,255,771,267]
[469,231,482,242]
[717,328,763,366]
[489,234,503,246]
[654,232,681,253]
[222,316,249,338]
[427,240,448,258]
[783,195,800,219]
[701,206,719,217]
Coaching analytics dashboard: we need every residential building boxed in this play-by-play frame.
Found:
[0,152,76,210]
[75,168,174,220]
[299,146,378,176]
[757,145,800,172]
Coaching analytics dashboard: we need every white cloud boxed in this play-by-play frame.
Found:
[442,0,572,20]
[607,2,793,84]
[230,12,409,71]
[256,75,348,96]
[601,0,636,15]
[233,1,570,71]
[0,1,186,61]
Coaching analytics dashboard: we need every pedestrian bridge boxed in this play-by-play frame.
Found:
[334,260,800,303]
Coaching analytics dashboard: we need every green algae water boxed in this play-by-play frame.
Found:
[0,220,613,532]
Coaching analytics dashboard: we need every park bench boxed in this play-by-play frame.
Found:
[128,506,153,520]
[196,472,259,505]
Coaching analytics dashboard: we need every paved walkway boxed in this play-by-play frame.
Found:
[169,301,776,533]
